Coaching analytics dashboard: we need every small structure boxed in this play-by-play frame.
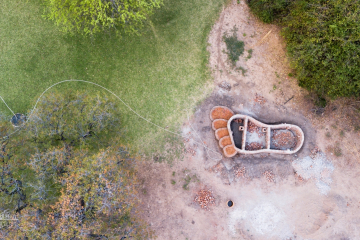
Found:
[210,106,304,157]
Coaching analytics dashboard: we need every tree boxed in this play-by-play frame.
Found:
[0,91,151,239]
[43,0,163,35]
[4,147,151,239]
[25,91,121,148]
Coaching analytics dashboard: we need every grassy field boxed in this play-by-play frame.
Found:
[0,0,226,154]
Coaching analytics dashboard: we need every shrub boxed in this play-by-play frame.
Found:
[282,0,360,98]
[247,0,291,23]
[223,27,245,65]
[248,0,360,98]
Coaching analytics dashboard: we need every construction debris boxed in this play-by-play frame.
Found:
[263,170,275,183]
[295,173,304,182]
[245,142,263,151]
[247,121,265,138]
[254,93,266,105]
[186,147,196,156]
[235,167,246,178]
[271,130,296,150]
[219,81,231,91]
[234,118,242,124]
[194,189,215,210]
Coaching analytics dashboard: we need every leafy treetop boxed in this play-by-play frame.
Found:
[43,0,163,35]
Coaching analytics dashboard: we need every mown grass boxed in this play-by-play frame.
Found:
[0,0,226,154]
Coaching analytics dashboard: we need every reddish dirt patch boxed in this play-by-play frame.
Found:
[210,106,234,120]
[271,130,296,149]
[219,136,232,148]
[245,142,263,151]
[215,128,229,140]
[224,145,236,156]
[213,119,228,129]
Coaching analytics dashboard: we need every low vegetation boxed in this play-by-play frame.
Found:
[247,0,290,23]
[248,0,360,99]
[223,27,245,66]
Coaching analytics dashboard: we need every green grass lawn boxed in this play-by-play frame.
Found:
[0,0,225,154]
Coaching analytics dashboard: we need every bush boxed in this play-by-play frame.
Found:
[282,0,360,98]
[223,27,245,65]
[247,0,291,23]
[248,0,360,98]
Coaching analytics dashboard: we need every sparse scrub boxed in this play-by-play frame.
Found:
[340,130,345,137]
[334,146,342,157]
[246,49,253,60]
[183,175,192,190]
[223,27,245,66]
[236,66,247,76]
[182,173,199,190]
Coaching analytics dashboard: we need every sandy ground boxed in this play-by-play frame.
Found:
[137,1,360,239]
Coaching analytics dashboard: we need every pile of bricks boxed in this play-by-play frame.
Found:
[245,142,263,151]
[235,167,246,178]
[194,189,215,210]
[254,93,267,105]
[272,130,296,149]
[247,121,265,138]
[263,170,275,182]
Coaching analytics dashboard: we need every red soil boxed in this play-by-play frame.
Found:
[210,107,234,120]
[224,145,236,157]
[219,136,232,148]
[215,128,229,140]
[212,119,228,129]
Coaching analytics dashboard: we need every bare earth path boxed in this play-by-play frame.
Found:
[138,1,360,239]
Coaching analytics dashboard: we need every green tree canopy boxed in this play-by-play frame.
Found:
[283,0,360,98]
[248,0,360,98]
[43,0,163,35]
[0,91,151,239]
